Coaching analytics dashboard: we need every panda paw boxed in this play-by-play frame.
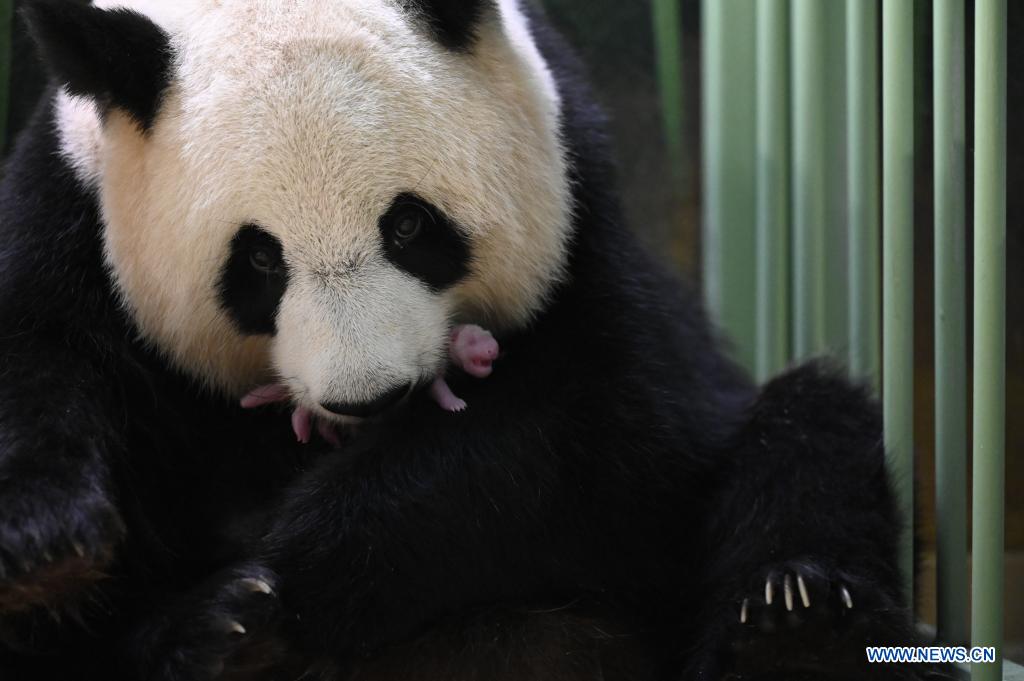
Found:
[716,559,898,680]
[0,476,124,613]
[736,560,854,634]
[139,565,281,681]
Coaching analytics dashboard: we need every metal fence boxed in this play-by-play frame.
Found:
[689,0,1010,678]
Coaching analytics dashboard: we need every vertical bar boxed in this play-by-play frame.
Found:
[822,2,849,355]
[652,0,685,180]
[846,0,880,385]
[970,0,1006,678]
[933,0,969,647]
[881,0,914,601]
[0,0,13,152]
[790,0,826,359]
[755,0,790,381]
[702,1,757,372]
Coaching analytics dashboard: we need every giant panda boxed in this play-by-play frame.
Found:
[0,0,936,679]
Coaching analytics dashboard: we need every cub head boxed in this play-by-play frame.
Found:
[25,0,571,418]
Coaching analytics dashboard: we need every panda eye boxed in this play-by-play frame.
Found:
[378,193,470,291]
[388,204,431,245]
[249,247,280,274]
[219,225,288,336]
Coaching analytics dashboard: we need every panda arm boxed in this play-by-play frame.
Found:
[0,332,126,572]
[257,403,633,661]
[0,106,128,598]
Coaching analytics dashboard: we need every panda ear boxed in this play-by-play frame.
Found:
[413,0,494,51]
[22,0,172,131]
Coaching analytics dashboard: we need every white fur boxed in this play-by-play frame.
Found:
[57,0,572,409]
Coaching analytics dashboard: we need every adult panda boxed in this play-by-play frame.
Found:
[0,0,933,679]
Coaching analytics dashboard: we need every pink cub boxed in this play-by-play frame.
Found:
[429,324,499,412]
[240,324,499,445]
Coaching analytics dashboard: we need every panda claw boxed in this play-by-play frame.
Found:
[223,620,246,635]
[765,577,774,605]
[239,577,274,595]
[783,574,794,611]
[739,598,749,624]
[796,573,811,608]
[840,585,853,609]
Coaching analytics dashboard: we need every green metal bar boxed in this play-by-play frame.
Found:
[881,0,914,601]
[970,0,1006,678]
[933,0,969,648]
[652,0,685,180]
[701,0,757,372]
[755,0,790,382]
[846,0,880,385]
[790,0,826,359]
[0,0,13,153]
[821,2,848,355]
[961,661,1024,681]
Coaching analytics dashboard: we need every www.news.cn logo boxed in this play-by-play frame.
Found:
[866,646,997,664]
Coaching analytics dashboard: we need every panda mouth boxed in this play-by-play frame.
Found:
[240,383,346,446]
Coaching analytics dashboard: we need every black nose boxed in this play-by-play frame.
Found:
[321,383,410,418]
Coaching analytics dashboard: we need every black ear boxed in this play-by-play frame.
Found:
[22,0,172,131]
[412,0,493,51]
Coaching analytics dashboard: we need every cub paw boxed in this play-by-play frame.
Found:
[0,477,124,613]
[146,566,281,681]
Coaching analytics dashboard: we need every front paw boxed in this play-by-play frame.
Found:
[0,473,124,613]
[140,565,282,681]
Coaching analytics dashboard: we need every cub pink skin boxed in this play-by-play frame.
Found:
[240,324,499,444]
[428,324,499,412]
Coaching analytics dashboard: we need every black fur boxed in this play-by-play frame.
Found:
[21,0,172,131]
[0,4,944,681]
[321,384,410,418]
[218,226,290,336]
[379,193,472,291]
[409,0,492,51]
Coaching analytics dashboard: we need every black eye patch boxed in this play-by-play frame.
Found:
[218,225,289,335]
[378,193,471,291]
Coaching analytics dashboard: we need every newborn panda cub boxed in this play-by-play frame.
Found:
[241,325,499,444]
[428,325,501,412]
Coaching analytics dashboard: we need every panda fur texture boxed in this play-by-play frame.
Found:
[0,0,943,679]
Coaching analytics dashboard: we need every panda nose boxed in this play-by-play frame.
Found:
[321,383,410,418]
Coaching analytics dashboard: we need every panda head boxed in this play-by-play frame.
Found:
[26,0,571,418]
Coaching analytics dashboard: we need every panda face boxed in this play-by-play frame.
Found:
[51,0,572,412]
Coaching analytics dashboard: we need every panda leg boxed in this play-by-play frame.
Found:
[686,362,949,681]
